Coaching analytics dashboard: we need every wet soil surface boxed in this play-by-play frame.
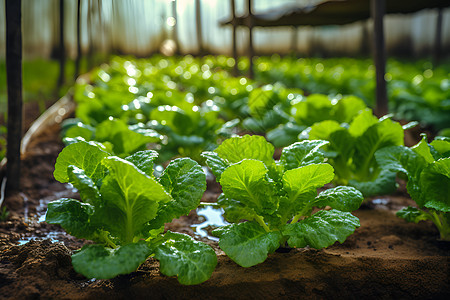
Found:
[0,117,449,299]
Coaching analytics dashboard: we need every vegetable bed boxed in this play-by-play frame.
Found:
[0,104,448,299]
[1,55,449,299]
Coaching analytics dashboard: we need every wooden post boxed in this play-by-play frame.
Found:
[247,0,254,79]
[5,0,23,193]
[231,0,238,76]
[195,0,203,55]
[371,0,388,117]
[57,0,66,91]
[433,8,443,66]
[74,0,82,81]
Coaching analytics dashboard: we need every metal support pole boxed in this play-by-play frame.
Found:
[74,0,82,81]
[231,0,238,76]
[371,0,388,116]
[247,0,254,79]
[57,0,66,90]
[5,0,23,193]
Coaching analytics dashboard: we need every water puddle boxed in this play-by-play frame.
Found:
[192,204,228,241]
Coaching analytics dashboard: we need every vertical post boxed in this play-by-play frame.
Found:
[433,8,443,66]
[371,0,388,117]
[195,0,203,55]
[247,0,254,79]
[74,0,82,81]
[231,0,238,76]
[87,0,94,70]
[57,0,65,91]
[172,0,179,55]
[5,0,23,193]
[291,26,298,55]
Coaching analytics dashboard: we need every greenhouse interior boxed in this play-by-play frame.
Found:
[0,0,449,298]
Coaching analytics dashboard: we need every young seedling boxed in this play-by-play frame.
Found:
[202,135,363,267]
[46,141,217,284]
[376,135,450,241]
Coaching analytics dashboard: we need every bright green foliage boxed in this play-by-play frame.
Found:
[202,135,363,267]
[300,109,405,197]
[47,141,216,284]
[376,135,450,240]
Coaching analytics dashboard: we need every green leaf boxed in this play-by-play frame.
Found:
[215,135,274,166]
[266,123,305,148]
[150,106,193,135]
[54,141,109,183]
[293,94,333,125]
[213,222,282,267]
[67,166,101,205]
[219,159,277,215]
[154,231,217,285]
[348,168,398,197]
[375,146,427,205]
[46,198,97,239]
[125,150,159,177]
[421,158,450,212]
[430,138,450,157]
[217,193,259,223]
[282,163,334,207]
[151,158,206,228]
[353,118,404,179]
[201,151,230,180]
[279,140,328,171]
[348,109,378,137]
[71,242,152,279]
[314,186,363,212]
[248,85,276,118]
[334,95,366,123]
[96,119,158,156]
[308,120,342,140]
[100,157,172,242]
[412,135,435,163]
[283,209,359,249]
[64,122,95,140]
[396,206,431,223]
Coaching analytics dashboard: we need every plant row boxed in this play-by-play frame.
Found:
[48,55,449,285]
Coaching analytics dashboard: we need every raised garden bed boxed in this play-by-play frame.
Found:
[0,99,449,299]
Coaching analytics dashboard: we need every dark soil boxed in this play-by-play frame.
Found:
[0,102,449,299]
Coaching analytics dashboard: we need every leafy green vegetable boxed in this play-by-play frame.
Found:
[203,135,363,267]
[300,109,405,196]
[376,135,450,240]
[47,141,216,284]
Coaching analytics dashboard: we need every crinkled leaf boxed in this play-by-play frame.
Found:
[421,158,450,212]
[215,135,274,166]
[396,206,431,223]
[279,140,328,171]
[412,135,435,164]
[150,158,206,228]
[219,159,277,215]
[314,186,363,212]
[334,95,367,123]
[125,150,159,177]
[308,120,342,140]
[54,141,109,183]
[348,109,378,137]
[46,198,97,239]
[217,193,259,223]
[353,118,404,176]
[153,231,217,285]
[375,146,427,205]
[100,157,172,242]
[201,151,230,180]
[283,209,359,249]
[212,222,282,267]
[282,163,334,212]
[67,165,101,205]
[348,168,398,197]
[71,242,152,279]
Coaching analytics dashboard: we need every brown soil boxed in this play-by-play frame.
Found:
[0,106,449,299]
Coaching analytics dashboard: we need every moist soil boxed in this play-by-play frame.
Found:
[0,108,449,299]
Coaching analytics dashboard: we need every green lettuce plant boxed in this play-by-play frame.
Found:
[376,135,450,240]
[300,109,409,196]
[202,135,363,267]
[46,141,217,284]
